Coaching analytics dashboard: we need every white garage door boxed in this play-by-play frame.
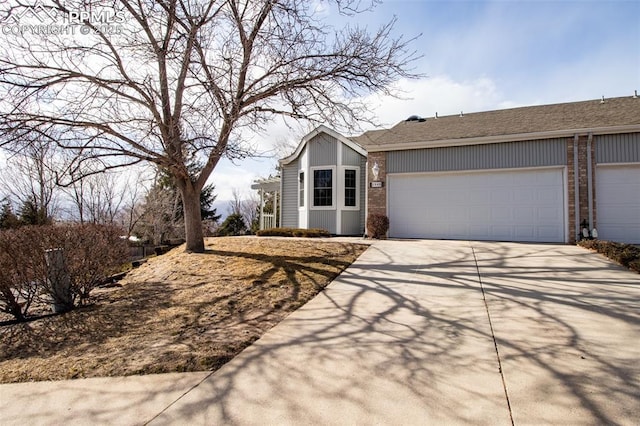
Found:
[596,165,640,244]
[388,168,565,242]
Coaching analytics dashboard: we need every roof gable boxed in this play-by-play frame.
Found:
[280,125,367,165]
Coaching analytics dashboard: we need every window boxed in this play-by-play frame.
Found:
[313,169,333,207]
[344,169,357,207]
[299,171,304,207]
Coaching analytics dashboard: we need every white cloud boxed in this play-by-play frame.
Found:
[362,74,519,128]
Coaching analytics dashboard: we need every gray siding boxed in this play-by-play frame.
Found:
[342,144,363,166]
[309,134,337,166]
[359,156,366,231]
[595,132,640,164]
[341,211,362,235]
[309,210,336,234]
[387,139,567,173]
[281,160,299,228]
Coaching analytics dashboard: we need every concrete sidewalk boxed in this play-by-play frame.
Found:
[1,240,639,425]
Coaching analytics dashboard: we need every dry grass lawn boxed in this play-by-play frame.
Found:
[0,237,368,383]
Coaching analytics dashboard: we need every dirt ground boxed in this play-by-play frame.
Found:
[0,237,368,383]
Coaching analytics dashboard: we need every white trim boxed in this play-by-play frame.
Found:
[364,160,369,237]
[310,166,337,211]
[336,140,342,233]
[298,145,309,229]
[596,161,640,167]
[366,125,640,152]
[280,125,367,165]
[386,164,565,178]
[279,175,283,228]
[339,166,361,211]
[298,170,305,208]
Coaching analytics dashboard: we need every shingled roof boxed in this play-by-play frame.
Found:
[352,95,640,151]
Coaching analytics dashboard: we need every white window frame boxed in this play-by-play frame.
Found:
[310,166,336,210]
[340,166,360,210]
[298,170,305,208]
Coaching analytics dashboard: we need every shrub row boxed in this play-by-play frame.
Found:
[256,227,330,238]
[0,224,129,322]
[578,239,640,273]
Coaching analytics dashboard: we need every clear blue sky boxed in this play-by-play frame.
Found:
[352,0,640,116]
[213,0,640,205]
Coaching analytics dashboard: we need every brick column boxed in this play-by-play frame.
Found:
[578,135,590,231]
[367,152,387,217]
[567,135,597,244]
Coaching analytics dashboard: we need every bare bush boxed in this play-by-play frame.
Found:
[51,225,130,304]
[367,214,389,239]
[0,224,129,321]
[0,228,46,321]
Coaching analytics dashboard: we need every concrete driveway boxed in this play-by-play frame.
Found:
[1,240,639,425]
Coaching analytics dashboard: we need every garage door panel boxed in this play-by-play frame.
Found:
[600,186,629,201]
[514,206,535,221]
[537,187,562,203]
[389,169,565,242]
[538,226,563,240]
[515,226,535,239]
[468,190,490,203]
[513,191,532,203]
[537,207,562,221]
[491,208,512,221]
[490,190,513,203]
[596,166,640,243]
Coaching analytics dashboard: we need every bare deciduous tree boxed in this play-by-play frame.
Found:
[231,187,260,232]
[0,138,60,224]
[0,0,417,252]
[116,173,151,239]
[136,177,184,245]
[65,171,127,225]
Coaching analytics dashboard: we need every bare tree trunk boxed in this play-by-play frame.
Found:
[178,181,205,253]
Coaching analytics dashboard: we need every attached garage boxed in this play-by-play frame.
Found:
[388,168,566,242]
[596,165,640,243]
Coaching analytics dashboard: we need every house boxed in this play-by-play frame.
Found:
[267,125,368,235]
[253,94,640,244]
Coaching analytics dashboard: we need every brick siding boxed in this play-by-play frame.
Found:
[367,151,387,218]
[567,135,598,244]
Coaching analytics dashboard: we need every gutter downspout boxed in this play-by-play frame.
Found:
[279,172,283,229]
[573,134,580,241]
[587,133,594,232]
[364,160,369,238]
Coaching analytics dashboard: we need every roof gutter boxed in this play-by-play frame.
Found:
[365,124,640,152]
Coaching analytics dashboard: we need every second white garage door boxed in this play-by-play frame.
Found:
[388,168,565,242]
[596,165,640,244]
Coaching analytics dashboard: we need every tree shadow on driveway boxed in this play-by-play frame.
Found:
[148,240,639,425]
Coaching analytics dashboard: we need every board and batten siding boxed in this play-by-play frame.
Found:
[309,133,338,166]
[310,210,336,234]
[387,139,567,173]
[342,143,362,166]
[341,210,362,235]
[280,160,299,228]
[595,132,640,164]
